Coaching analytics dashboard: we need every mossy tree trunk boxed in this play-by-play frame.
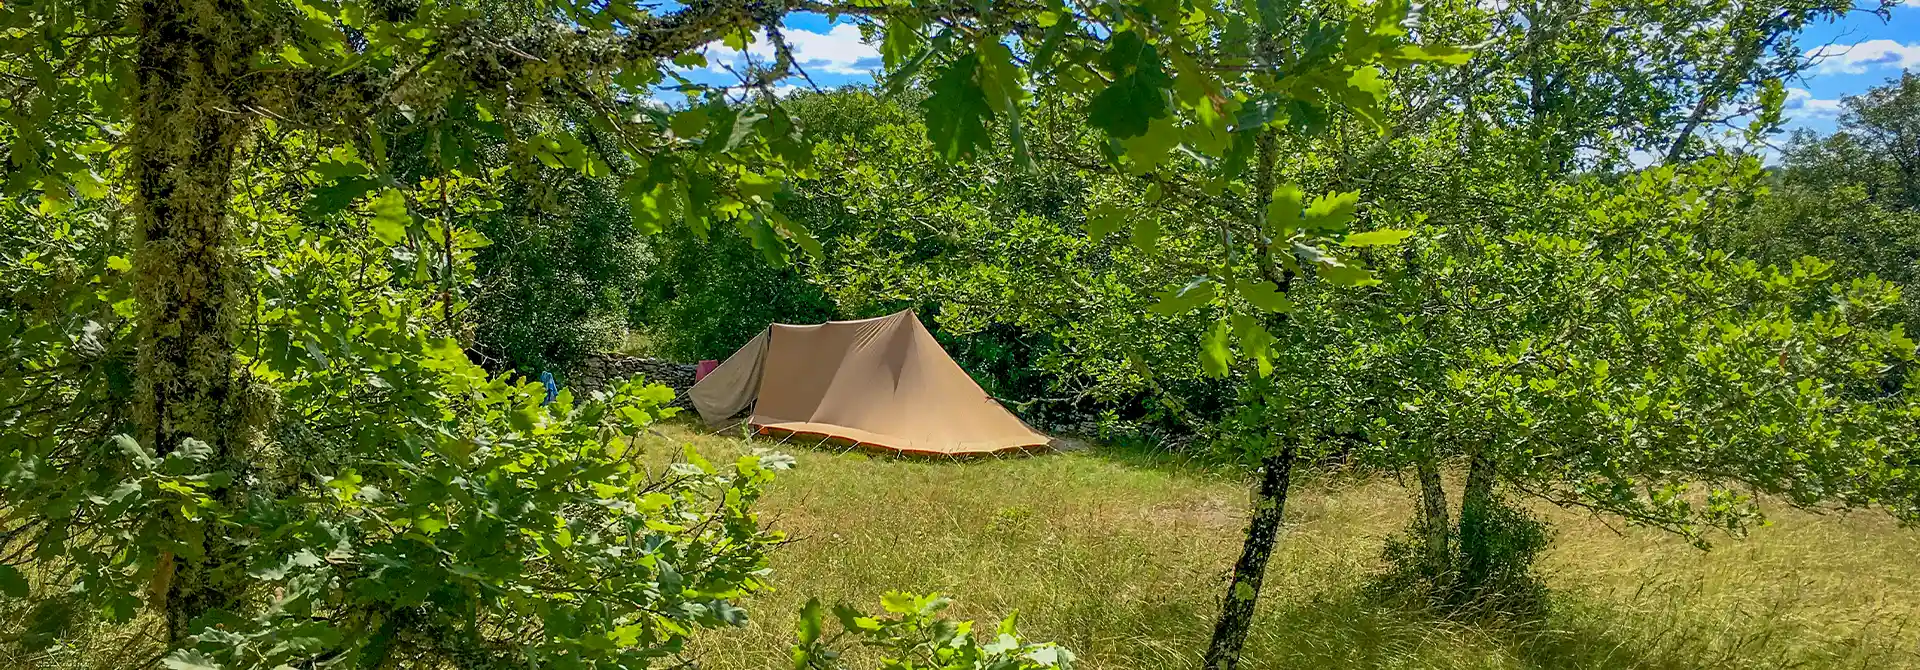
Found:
[1453,441,1499,599]
[1202,441,1297,670]
[1198,108,1304,670]
[1415,454,1452,586]
[130,0,263,642]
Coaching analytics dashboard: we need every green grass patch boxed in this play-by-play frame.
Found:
[656,422,1920,670]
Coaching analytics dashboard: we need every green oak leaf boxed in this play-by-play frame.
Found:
[626,177,674,234]
[726,112,766,152]
[697,103,762,154]
[882,16,924,70]
[1267,183,1305,233]
[738,213,789,265]
[701,101,741,154]
[881,591,917,614]
[161,650,220,670]
[307,176,378,215]
[1341,67,1390,128]
[923,53,994,161]
[1232,313,1276,377]
[1347,67,1388,105]
[1201,317,1232,377]
[977,41,1026,114]
[1186,99,1233,156]
[1302,191,1358,230]
[722,29,752,52]
[1167,45,1213,106]
[370,188,410,244]
[0,565,26,598]
[684,171,714,240]
[769,210,824,260]
[737,171,780,201]
[670,108,709,138]
[1316,257,1379,286]
[1132,215,1162,255]
[1088,31,1173,139]
[532,145,564,169]
[1086,202,1128,238]
[1343,228,1415,246]
[1384,44,1473,66]
[834,603,874,632]
[1150,277,1217,316]
[1237,280,1296,312]
[72,170,107,199]
[979,40,1034,169]
[1251,0,1291,34]
[798,598,825,645]
[1121,117,1182,175]
[1372,0,1414,38]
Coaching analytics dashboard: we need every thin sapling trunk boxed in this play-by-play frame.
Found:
[1203,441,1297,670]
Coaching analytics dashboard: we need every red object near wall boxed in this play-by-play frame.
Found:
[695,359,719,382]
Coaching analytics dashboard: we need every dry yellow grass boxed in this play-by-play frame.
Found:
[656,421,1920,670]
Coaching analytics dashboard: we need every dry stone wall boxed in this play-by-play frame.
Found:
[570,354,698,406]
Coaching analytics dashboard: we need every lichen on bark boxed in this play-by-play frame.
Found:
[128,0,269,641]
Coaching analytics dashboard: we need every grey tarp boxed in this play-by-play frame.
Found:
[687,329,767,425]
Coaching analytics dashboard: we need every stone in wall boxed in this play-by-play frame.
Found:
[570,354,699,407]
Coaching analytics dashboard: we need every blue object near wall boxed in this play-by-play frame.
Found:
[540,371,559,406]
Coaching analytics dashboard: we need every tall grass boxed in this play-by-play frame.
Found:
[660,423,1920,670]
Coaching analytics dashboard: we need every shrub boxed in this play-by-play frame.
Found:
[1375,495,1552,617]
[791,593,1076,670]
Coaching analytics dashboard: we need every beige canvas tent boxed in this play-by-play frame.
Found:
[687,310,1051,456]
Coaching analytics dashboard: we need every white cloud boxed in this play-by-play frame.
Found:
[701,24,880,78]
[1784,87,1844,119]
[1804,39,1920,75]
[783,24,880,75]
[701,35,773,74]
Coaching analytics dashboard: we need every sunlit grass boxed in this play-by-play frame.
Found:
[655,421,1920,670]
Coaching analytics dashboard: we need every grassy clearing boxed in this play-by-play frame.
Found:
[651,421,1920,670]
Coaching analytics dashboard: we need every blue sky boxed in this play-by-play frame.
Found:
[675,5,1919,142]
[669,13,882,100]
[1781,2,1920,135]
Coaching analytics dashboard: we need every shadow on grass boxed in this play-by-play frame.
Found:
[1065,426,1394,495]
[1070,430,1251,483]
[1238,585,1787,670]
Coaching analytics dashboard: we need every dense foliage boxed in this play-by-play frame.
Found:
[0,0,1472,664]
[469,169,649,374]
[5,0,1920,665]
[0,148,791,666]
[634,223,836,362]
[642,0,1920,628]
[791,593,1075,670]
[1726,73,1920,325]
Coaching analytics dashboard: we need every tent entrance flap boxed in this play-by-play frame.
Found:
[686,310,1050,455]
[687,329,768,425]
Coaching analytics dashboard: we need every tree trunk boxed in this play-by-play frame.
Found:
[131,0,262,642]
[1453,442,1498,598]
[1663,16,1777,164]
[1415,455,1452,586]
[1203,25,1298,669]
[1202,442,1297,670]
